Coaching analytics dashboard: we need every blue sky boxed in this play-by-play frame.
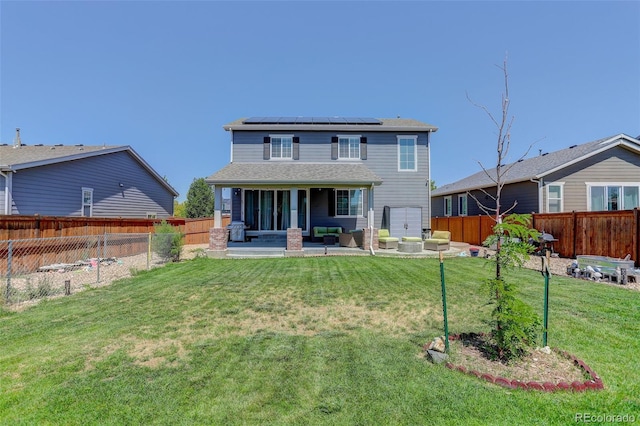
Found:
[1,1,639,201]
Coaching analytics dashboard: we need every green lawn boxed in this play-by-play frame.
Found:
[1,256,639,425]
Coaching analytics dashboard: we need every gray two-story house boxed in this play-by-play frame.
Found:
[206,117,438,241]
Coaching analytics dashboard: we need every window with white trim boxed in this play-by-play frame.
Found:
[82,187,93,217]
[458,194,468,216]
[444,196,452,217]
[336,189,363,217]
[587,183,640,211]
[338,135,360,159]
[270,135,292,159]
[397,135,417,171]
[547,183,564,213]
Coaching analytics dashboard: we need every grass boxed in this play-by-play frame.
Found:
[1,255,639,425]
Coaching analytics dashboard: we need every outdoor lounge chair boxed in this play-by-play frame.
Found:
[424,230,450,251]
[378,229,399,249]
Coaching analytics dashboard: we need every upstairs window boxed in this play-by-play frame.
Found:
[269,135,293,159]
[398,136,417,171]
[338,135,360,159]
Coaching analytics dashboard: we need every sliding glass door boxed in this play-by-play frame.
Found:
[243,189,307,231]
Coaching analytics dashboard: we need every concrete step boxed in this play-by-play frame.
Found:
[227,248,285,258]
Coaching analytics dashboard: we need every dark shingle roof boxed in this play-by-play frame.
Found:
[432,134,640,196]
[1,144,122,168]
[223,117,438,132]
[206,162,383,186]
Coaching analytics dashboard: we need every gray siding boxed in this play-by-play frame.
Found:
[9,151,174,218]
[232,130,431,230]
[431,181,538,217]
[543,146,640,212]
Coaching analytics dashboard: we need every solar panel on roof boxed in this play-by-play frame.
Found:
[242,117,381,125]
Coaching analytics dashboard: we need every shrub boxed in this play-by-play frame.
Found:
[482,278,541,362]
[152,221,184,262]
[482,214,542,362]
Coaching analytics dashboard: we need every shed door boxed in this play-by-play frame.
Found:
[388,207,422,239]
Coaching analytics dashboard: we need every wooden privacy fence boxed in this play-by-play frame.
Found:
[432,209,640,266]
[0,215,231,245]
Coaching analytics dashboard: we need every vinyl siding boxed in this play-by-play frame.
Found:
[231,130,431,230]
[542,146,640,212]
[431,181,538,217]
[9,151,173,218]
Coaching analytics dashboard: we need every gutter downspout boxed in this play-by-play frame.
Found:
[0,170,12,215]
[427,130,432,237]
[369,183,375,256]
[530,177,543,213]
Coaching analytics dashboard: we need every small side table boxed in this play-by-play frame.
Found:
[323,235,337,245]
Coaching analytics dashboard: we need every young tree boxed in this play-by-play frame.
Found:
[467,56,541,361]
[173,200,186,218]
[185,178,215,218]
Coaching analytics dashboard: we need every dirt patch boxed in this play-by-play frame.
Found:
[85,336,188,371]
[446,333,588,384]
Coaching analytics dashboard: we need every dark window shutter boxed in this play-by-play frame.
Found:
[263,136,270,160]
[328,189,335,216]
[331,136,338,160]
[293,136,299,160]
[360,136,367,160]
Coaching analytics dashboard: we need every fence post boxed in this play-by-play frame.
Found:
[5,240,12,304]
[147,232,151,270]
[96,235,101,284]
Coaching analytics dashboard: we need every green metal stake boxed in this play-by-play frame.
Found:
[439,251,450,352]
[542,250,551,347]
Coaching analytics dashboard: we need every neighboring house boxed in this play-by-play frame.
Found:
[431,133,640,217]
[206,117,438,240]
[1,134,178,218]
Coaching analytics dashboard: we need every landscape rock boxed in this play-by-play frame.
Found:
[427,336,447,353]
[426,349,448,364]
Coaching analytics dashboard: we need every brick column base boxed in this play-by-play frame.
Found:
[285,228,304,257]
[362,228,379,251]
[207,227,228,258]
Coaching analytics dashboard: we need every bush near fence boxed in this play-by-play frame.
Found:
[431,209,640,266]
[0,215,230,244]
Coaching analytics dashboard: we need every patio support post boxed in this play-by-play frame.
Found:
[213,185,223,228]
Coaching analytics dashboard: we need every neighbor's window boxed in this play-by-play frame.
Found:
[458,194,468,216]
[336,189,363,216]
[588,183,640,211]
[147,213,157,219]
[397,135,417,171]
[270,135,293,159]
[82,187,93,217]
[547,183,564,213]
[338,135,360,159]
[444,196,452,217]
